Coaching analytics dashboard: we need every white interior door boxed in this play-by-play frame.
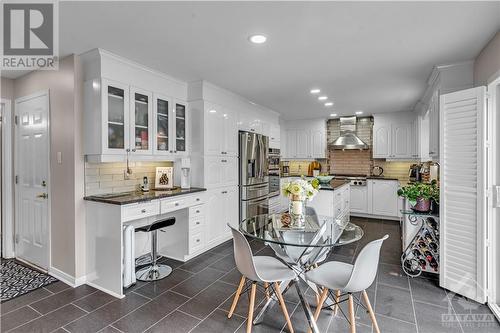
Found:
[439,86,487,304]
[15,91,50,269]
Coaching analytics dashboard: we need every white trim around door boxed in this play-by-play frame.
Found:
[1,98,14,258]
[14,90,51,270]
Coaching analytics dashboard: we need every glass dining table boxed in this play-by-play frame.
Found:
[240,212,364,333]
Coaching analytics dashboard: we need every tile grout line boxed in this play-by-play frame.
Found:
[61,296,122,331]
[407,275,420,333]
[5,289,101,332]
[444,289,466,333]
[1,285,75,317]
[27,304,44,316]
[69,302,90,314]
[116,266,237,332]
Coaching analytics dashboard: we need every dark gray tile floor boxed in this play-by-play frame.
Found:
[1,217,499,333]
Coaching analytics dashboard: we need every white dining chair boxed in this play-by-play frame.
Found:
[228,225,296,333]
[305,235,389,333]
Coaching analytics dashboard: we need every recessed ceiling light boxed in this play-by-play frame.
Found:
[249,34,267,44]
[318,96,328,101]
[310,89,320,94]
[355,111,363,115]
[330,113,338,117]
[209,109,217,113]
[324,102,334,107]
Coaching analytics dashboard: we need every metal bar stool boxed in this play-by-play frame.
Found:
[135,217,176,281]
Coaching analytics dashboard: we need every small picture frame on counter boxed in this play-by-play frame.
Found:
[155,167,173,189]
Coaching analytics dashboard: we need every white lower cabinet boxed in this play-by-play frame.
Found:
[350,180,400,219]
[350,186,368,214]
[205,186,238,246]
[307,184,350,219]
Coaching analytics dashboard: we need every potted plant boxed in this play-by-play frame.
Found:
[397,182,434,212]
[282,177,320,226]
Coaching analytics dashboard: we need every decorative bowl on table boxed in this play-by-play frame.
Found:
[315,175,334,184]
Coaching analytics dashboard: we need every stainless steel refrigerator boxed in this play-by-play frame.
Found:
[239,131,269,222]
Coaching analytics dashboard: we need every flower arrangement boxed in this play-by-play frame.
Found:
[281,177,320,200]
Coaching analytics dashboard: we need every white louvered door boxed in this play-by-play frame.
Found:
[439,86,487,304]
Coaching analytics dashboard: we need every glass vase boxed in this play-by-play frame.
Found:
[288,194,306,228]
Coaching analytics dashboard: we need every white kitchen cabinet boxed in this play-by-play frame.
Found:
[204,103,237,156]
[373,124,391,158]
[309,190,334,217]
[130,87,153,155]
[84,78,189,161]
[369,180,399,217]
[296,129,310,158]
[392,122,412,158]
[350,186,368,214]
[283,126,326,159]
[269,124,281,149]
[204,156,238,188]
[205,186,238,246]
[311,129,326,158]
[428,90,440,159]
[285,130,298,158]
[373,113,415,159]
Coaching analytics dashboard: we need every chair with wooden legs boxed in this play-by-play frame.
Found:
[305,235,389,333]
[227,225,296,333]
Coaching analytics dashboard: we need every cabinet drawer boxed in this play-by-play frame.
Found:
[160,194,205,214]
[189,204,205,219]
[189,216,205,230]
[189,230,205,253]
[122,201,160,222]
[161,197,188,213]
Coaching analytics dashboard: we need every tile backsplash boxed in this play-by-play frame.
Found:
[85,161,173,196]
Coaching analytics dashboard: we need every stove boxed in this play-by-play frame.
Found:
[331,174,367,186]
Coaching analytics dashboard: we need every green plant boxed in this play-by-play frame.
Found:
[397,182,435,206]
[429,180,440,204]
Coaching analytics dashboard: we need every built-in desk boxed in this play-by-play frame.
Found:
[84,188,207,298]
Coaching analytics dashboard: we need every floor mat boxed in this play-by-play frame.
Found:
[1,259,58,303]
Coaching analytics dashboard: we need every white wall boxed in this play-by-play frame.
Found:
[474,31,500,86]
[13,56,85,280]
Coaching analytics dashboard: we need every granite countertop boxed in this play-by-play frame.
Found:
[84,187,207,205]
[318,179,350,191]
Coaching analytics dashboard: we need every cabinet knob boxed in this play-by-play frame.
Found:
[196,221,200,225]
[196,198,200,201]
[132,149,137,152]
[221,159,227,163]
[174,150,177,153]
[196,239,200,243]
[141,209,146,213]
[175,202,179,206]
[196,210,200,213]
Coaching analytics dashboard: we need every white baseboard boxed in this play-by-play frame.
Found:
[48,266,86,287]
[86,280,124,299]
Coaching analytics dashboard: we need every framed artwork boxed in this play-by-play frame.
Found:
[155,167,173,189]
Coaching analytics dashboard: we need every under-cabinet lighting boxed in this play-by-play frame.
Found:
[209,109,217,113]
[310,89,320,94]
[324,102,334,107]
[355,111,363,115]
[330,113,337,117]
[318,96,328,101]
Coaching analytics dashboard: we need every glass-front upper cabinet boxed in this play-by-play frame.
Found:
[103,79,129,154]
[130,87,153,155]
[174,102,188,154]
[153,94,171,154]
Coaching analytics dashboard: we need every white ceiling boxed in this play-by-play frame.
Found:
[5,2,500,120]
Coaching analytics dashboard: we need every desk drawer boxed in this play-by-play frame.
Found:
[189,204,205,219]
[189,216,205,230]
[122,201,160,222]
[160,194,205,214]
[189,230,205,253]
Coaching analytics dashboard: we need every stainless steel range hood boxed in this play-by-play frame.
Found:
[330,116,369,150]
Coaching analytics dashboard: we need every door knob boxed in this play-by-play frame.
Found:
[37,193,48,199]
